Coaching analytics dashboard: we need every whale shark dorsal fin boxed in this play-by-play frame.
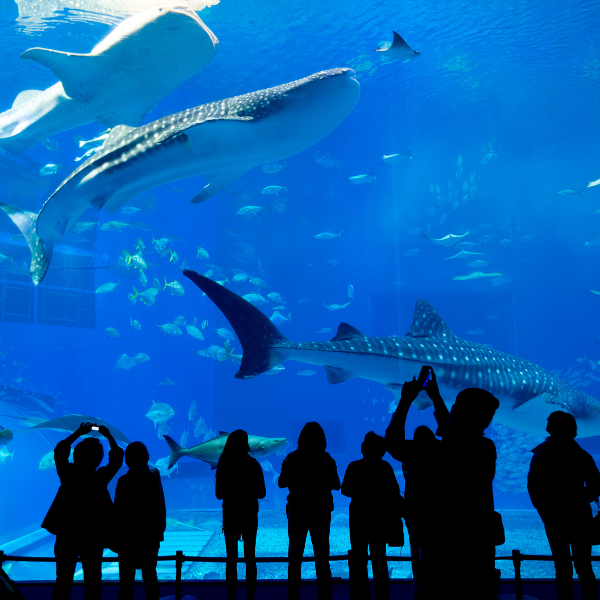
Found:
[12,89,43,109]
[407,298,456,340]
[331,323,365,341]
[20,48,99,99]
[100,124,137,149]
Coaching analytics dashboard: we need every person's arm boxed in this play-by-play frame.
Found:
[423,369,451,439]
[329,456,341,491]
[385,380,422,460]
[157,471,167,534]
[97,425,124,482]
[278,455,291,489]
[340,463,355,498]
[215,465,225,500]
[56,422,93,478]
[584,453,600,502]
[254,460,267,500]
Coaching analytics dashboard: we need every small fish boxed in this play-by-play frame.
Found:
[498,239,512,247]
[467,327,484,335]
[349,172,376,185]
[72,221,98,233]
[163,278,185,296]
[214,328,235,341]
[521,235,534,242]
[481,152,496,165]
[270,311,292,325]
[105,327,120,338]
[242,294,266,306]
[145,400,175,428]
[237,206,267,216]
[186,325,204,341]
[444,250,484,260]
[152,237,171,253]
[78,131,110,148]
[158,377,177,386]
[232,272,250,283]
[75,147,100,162]
[157,421,173,439]
[132,222,155,232]
[40,163,61,176]
[153,277,161,288]
[478,234,496,244]
[403,249,419,257]
[453,272,503,281]
[558,189,584,197]
[348,282,354,299]
[264,364,285,375]
[188,399,198,421]
[95,282,121,294]
[173,316,187,325]
[249,277,270,289]
[318,327,332,333]
[155,458,178,478]
[132,353,150,364]
[179,429,189,448]
[157,323,182,336]
[439,214,447,224]
[201,320,209,330]
[41,138,60,152]
[267,292,284,304]
[121,206,142,215]
[261,185,286,195]
[314,231,343,240]
[194,415,208,437]
[323,301,351,311]
[101,220,133,232]
[139,270,147,287]
[297,370,317,376]
[130,287,160,306]
[130,318,141,331]
[262,163,285,174]
[382,150,411,165]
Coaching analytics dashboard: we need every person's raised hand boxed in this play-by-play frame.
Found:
[77,422,94,435]
[97,424,111,438]
[423,367,442,401]
[401,379,423,403]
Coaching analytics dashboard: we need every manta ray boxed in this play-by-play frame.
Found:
[0,6,218,155]
[0,68,359,285]
[375,31,420,61]
[183,271,600,438]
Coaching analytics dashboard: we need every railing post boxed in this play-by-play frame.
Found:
[175,551,183,600]
[512,549,523,600]
[0,551,5,567]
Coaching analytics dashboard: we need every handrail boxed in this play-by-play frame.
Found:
[1,548,594,600]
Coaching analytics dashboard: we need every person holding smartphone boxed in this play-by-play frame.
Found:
[42,421,124,600]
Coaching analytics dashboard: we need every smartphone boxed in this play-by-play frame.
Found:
[417,366,431,388]
[91,426,99,431]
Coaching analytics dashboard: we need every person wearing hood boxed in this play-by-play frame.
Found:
[528,411,600,600]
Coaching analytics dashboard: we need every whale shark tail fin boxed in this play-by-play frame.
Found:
[183,270,289,379]
[0,203,53,285]
[164,435,184,469]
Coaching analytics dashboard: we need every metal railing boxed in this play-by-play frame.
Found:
[0,548,591,600]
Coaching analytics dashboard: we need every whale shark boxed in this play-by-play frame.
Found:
[183,270,600,438]
[0,6,218,155]
[0,68,359,285]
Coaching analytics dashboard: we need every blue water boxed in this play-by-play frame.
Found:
[0,0,600,578]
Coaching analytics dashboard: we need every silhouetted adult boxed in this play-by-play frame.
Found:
[342,431,401,600]
[114,441,166,600]
[216,429,266,600]
[528,411,600,600]
[279,422,341,600]
[386,383,440,578]
[42,421,124,600]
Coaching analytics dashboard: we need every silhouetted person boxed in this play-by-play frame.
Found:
[342,431,402,600]
[216,430,266,600]
[114,442,166,600]
[42,422,124,600]
[279,422,341,600]
[386,386,440,578]
[528,411,600,600]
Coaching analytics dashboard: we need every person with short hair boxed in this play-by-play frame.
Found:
[342,431,402,600]
[115,441,166,600]
[216,430,266,600]
[528,411,600,600]
[42,421,124,600]
[279,422,341,600]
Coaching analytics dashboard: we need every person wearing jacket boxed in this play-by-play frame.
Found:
[279,422,340,600]
[342,431,402,600]
[528,411,600,600]
[216,430,266,600]
[42,421,124,600]
[114,441,166,600]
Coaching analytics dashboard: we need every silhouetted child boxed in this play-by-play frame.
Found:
[42,421,124,600]
[114,441,166,600]
[216,430,266,600]
[528,411,600,600]
[279,421,341,600]
[386,387,440,578]
[341,431,401,600]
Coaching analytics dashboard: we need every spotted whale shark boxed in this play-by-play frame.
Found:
[1,68,360,285]
[0,6,218,155]
[184,270,600,438]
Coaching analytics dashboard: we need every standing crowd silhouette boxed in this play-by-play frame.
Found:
[39,366,600,600]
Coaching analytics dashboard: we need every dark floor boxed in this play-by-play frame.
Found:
[11,579,585,600]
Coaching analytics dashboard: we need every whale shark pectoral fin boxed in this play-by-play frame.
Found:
[0,202,53,285]
[20,48,99,99]
[97,109,146,128]
[513,393,563,416]
[190,168,248,204]
[324,365,354,384]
